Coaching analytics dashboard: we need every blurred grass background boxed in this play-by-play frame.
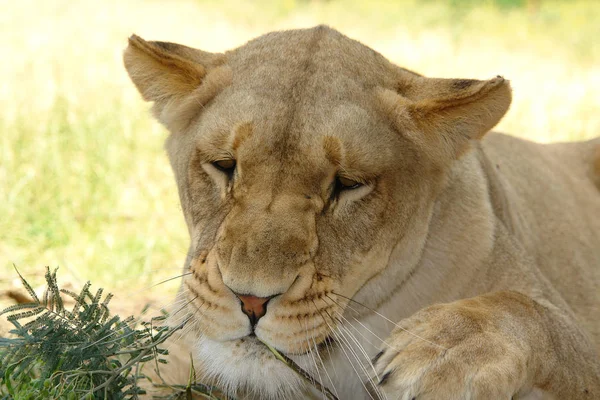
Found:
[1,0,599,305]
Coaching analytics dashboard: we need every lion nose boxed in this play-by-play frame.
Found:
[235,293,273,327]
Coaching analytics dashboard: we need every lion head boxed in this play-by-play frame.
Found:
[124,25,511,398]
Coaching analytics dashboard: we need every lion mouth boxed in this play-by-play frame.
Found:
[240,332,334,360]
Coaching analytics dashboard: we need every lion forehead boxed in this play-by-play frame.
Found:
[194,97,396,182]
[227,26,393,92]
[187,27,400,164]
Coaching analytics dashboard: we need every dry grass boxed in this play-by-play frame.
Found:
[1,0,598,306]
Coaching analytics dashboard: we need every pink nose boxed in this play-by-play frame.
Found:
[236,294,271,326]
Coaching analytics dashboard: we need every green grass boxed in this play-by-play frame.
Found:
[1,0,599,308]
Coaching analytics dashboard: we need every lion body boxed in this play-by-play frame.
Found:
[125,26,600,399]
[480,134,600,342]
[369,133,600,331]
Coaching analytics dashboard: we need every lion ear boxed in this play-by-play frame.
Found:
[123,35,231,132]
[377,75,511,162]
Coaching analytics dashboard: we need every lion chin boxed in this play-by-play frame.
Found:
[196,336,308,400]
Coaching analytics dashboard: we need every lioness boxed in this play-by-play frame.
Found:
[124,26,600,399]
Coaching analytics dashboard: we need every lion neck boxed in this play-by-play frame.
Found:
[359,148,498,327]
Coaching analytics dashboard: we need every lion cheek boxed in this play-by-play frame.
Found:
[256,306,334,355]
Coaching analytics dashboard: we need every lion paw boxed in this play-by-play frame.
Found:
[373,300,532,400]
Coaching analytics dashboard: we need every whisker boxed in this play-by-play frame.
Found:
[320,297,384,392]
[300,317,326,400]
[164,298,204,355]
[147,298,197,386]
[329,292,447,351]
[311,331,340,400]
[321,307,376,400]
[265,341,338,400]
[310,301,353,400]
[331,327,376,400]
[164,293,197,325]
[333,312,380,380]
[138,291,192,317]
[123,272,193,298]
[334,323,385,400]
[335,311,383,356]
[141,289,193,326]
[335,322,387,400]
[297,317,318,390]
[321,297,380,350]
[318,298,386,399]
[322,295,394,353]
[311,299,340,385]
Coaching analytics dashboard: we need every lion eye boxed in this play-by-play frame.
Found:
[336,176,362,190]
[212,159,236,175]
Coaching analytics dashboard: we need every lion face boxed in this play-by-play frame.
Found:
[124,25,511,397]
[177,90,425,353]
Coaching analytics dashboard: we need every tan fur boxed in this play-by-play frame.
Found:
[593,144,600,189]
[124,26,600,399]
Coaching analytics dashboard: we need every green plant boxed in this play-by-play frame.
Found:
[0,267,198,399]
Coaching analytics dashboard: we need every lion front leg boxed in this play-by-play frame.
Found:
[373,291,600,400]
